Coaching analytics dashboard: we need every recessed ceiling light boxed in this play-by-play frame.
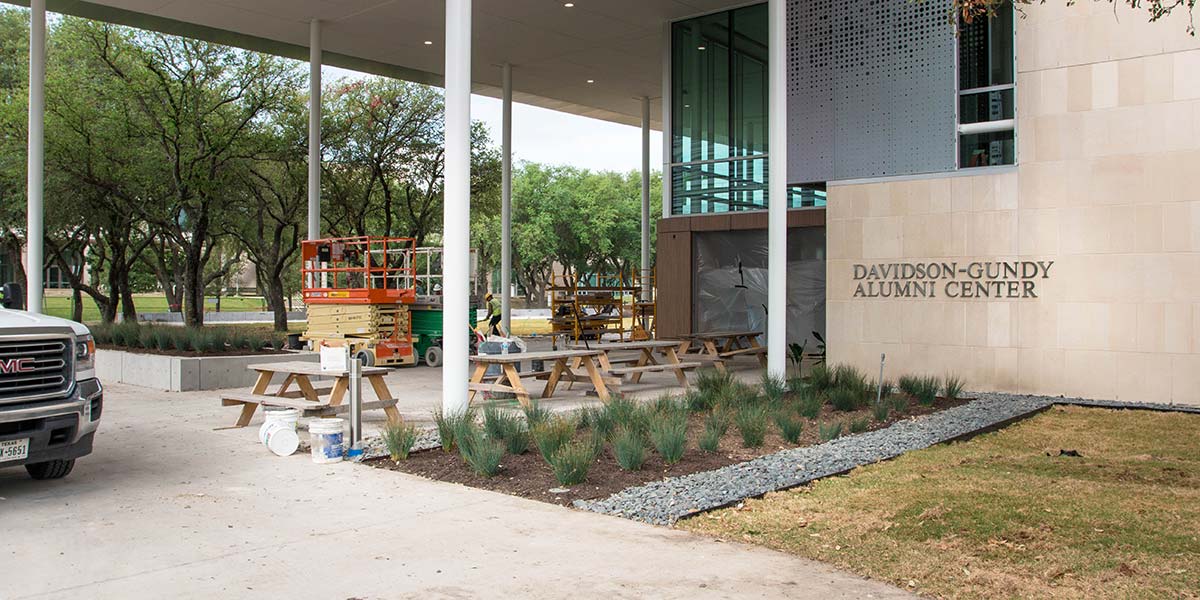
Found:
[586,79,594,83]
[697,45,706,50]
[423,40,433,45]
[564,2,574,6]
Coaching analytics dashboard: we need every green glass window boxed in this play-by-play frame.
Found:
[671,4,773,215]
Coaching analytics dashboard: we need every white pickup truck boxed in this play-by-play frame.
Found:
[0,307,101,479]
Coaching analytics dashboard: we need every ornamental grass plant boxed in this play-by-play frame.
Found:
[381,421,418,461]
[612,427,647,471]
[774,410,804,444]
[943,374,965,400]
[819,421,844,442]
[735,404,770,448]
[432,405,477,453]
[547,439,595,486]
[532,415,576,459]
[647,410,688,464]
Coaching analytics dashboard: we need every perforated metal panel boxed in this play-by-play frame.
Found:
[786,0,957,183]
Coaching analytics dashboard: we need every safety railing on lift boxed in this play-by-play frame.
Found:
[300,236,417,304]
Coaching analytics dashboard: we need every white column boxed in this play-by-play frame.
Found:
[307,20,322,241]
[640,96,651,302]
[660,21,672,219]
[767,0,787,377]
[442,0,472,415]
[500,62,512,333]
[26,0,45,314]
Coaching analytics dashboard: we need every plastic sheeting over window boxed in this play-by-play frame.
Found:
[692,228,826,348]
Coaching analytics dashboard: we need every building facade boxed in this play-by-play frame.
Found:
[660,0,1200,404]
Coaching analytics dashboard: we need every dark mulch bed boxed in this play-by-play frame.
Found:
[366,396,970,507]
[96,344,289,357]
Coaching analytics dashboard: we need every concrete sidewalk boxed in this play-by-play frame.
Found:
[0,382,914,600]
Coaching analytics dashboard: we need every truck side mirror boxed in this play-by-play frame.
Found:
[1,282,25,310]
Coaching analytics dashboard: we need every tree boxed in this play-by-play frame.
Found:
[322,79,444,241]
[958,0,1194,35]
[85,25,302,326]
[0,8,29,289]
[504,163,659,306]
[230,94,307,331]
[42,17,157,322]
[323,78,502,247]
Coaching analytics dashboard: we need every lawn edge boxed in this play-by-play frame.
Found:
[575,395,1200,526]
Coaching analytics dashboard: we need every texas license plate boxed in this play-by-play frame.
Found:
[0,438,29,463]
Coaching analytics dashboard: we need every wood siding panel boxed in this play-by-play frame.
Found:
[688,214,731,231]
[655,228,692,338]
[657,216,691,233]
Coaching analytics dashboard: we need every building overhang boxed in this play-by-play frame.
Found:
[1,0,749,129]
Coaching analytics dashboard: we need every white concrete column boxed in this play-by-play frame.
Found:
[442,0,472,415]
[640,96,651,302]
[660,21,672,219]
[26,0,45,314]
[307,19,322,241]
[766,0,787,377]
[500,62,512,333]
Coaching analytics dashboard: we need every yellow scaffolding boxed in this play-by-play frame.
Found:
[548,272,639,342]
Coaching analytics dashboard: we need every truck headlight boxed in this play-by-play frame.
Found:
[75,334,95,373]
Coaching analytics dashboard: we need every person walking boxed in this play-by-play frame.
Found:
[484,292,505,337]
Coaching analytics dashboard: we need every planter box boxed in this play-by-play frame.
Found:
[95,349,319,392]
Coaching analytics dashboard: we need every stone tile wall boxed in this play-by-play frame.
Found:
[826,3,1200,404]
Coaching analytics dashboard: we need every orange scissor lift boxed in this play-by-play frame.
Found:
[300,236,418,367]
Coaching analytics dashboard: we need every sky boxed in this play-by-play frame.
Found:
[327,66,663,174]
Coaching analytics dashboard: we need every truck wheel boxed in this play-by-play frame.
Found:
[424,346,443,368]
[25,459,75,480]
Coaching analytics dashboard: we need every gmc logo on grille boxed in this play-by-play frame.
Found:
[0,358,35,374]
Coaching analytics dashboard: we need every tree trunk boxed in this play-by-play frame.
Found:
[264,277,288,332]
[71,286,83,322]
[119,274,137,322]
[109,245,138,322]
[101,265,123,324]
[183,253,205,327]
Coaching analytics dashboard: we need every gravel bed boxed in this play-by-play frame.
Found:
[575,392,1057,525]
[362,427,441,459]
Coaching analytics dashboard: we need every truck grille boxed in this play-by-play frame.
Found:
[0,337,72,403]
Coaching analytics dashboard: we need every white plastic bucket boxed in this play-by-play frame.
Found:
[261,421,300,457]
[259,408,300,445]
[309,418,345,464]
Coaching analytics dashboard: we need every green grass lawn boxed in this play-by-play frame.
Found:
[42,293,274,323]
[681,405,1200,599]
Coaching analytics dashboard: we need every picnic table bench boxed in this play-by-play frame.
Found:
[678,330,767,373]
[221,360,401,427]
[569,340,700,388]
[469,349,614,406]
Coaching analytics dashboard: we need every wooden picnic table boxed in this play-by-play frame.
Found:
[469,349,615,406]
[221,360,401,427]
[568,340,700,388]
[678,330,768,373]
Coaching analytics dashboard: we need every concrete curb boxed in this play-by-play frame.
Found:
[96,348,318,391]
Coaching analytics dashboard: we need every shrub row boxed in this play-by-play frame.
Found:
[91,322,285,354]
[400,366,970,487]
